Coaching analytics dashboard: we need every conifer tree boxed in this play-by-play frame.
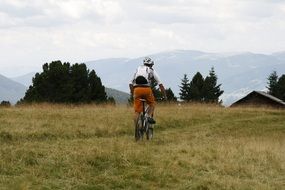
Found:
[21,61,107,104]
[203,67,224,103]
[277,74,285,101]
[267,71,279,97]
[70,63,89,102]
[179,70,223,103]
[179,74,191,102]
[0,101,11,107]
[89,70,107,102]
[189,72,204,101]
[166,88,177,102]
[107,96,116,105]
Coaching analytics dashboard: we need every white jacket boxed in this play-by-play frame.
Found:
[130,65,162,87]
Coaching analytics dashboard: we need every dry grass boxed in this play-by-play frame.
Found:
[0,103,284,189]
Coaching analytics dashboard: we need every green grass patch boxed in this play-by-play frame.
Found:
[0,104,284,189]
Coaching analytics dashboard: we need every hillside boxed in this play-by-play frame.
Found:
[0,104,284,189]
[105,87,129,104]
[11,72,36,87]
[0,74,26,104]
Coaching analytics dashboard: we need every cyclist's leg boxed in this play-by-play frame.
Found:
[148,105,154,117]
[133,87,144,126]
[145,88,156,123]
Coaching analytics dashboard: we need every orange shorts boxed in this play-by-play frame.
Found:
[133,87,155,113]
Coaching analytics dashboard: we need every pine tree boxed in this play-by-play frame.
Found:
[179,74,191,102]
[21,61,107,104]
[189,72,204,101]
[277,74,285,101]
[48,61,72,102]
[88,70,107,102]
[267,71,279,97]
[203,67,224,103]
[166,88,177,102]
[70,63,89,103]
[23,61,68,103]
[107,97,116,105]
[0,101,11,107]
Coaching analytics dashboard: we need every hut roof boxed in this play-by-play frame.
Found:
[255,91,285,105]
[231,91,285,107]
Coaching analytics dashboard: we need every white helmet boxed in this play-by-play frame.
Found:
[143,57,154,66]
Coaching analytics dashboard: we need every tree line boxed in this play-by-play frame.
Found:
[19,61,224,105]
[4,60,284,105]
[20,61,108,104]
[148,67,224,103]
[178,67,224,103]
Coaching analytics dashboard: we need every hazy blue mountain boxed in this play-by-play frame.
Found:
[105,88,129,104]
[0,74,26,104]
[11,72,36,87]
[5,50,285,105]
[272,51,285,61]
[85,50,285,105]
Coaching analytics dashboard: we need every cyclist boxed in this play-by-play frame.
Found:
[129,57,167,126]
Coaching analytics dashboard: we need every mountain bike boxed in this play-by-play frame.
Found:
[135,99,153,141]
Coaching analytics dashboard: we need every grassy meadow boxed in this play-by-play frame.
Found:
[0,103,284,190]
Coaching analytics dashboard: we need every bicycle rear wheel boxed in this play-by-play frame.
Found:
[135,114,143,141]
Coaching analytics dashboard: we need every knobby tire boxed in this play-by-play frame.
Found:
[135,113,144,141]
[146,124,153,140]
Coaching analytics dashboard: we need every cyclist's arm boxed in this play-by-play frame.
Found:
[152,70,162,85]
[152,70,167,100]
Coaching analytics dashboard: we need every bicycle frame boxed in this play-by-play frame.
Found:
[135,99,153,141]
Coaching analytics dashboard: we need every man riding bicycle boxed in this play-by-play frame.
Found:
[129,57,167,126]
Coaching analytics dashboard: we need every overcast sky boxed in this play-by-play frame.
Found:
[1,0,285,77]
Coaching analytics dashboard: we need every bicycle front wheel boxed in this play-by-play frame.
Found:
[146,125,153,140]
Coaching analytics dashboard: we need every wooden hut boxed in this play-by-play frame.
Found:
[230,91,285,108]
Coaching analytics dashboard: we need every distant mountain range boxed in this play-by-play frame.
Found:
[1,50,285,105]
[85,50,285,105]
[0,74,26,104]
[11,72,36,87]
[105,88,129,104]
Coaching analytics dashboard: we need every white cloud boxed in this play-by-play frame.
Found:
[0,0,124,27]
[53,1,90,19]
[0,0,285,76]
